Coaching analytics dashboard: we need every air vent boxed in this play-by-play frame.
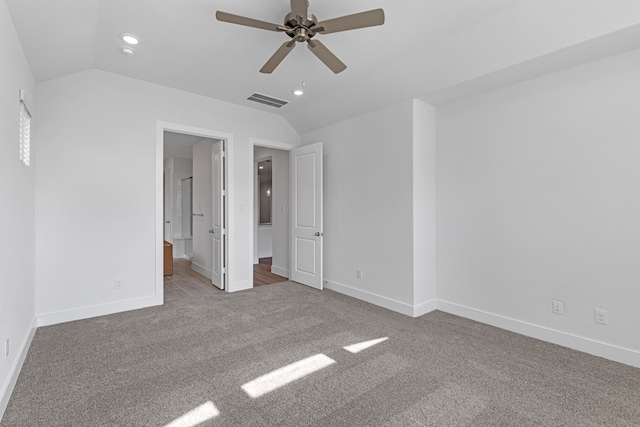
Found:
[247,93,289,108]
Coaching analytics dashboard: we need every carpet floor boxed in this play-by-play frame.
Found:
[2,282,639,426]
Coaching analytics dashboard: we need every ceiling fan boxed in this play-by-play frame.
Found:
[216,0,385,74]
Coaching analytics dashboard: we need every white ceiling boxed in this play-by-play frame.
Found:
[7,0,640,133]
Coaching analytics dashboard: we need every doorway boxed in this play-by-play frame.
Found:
[253,146,289,287]
[249,139,324,290]
[163,131,226,294]
[157,122,232,300]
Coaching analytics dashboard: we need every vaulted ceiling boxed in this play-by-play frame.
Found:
[7,0,640,133]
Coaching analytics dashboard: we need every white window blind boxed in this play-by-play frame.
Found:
[19,99,31,166]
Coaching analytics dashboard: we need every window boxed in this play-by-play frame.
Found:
[19,94,31,166]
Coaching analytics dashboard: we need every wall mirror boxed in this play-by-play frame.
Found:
[258,159,272,225]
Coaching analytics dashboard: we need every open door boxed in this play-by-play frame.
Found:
[163,167,172,241]
[290,142,323,289]
[211,140,225,289]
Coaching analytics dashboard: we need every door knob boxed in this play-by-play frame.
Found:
[209,229,214,234]
[314,232,324,237]
[166,221,170,224]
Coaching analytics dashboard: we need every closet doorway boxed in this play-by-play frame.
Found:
[253,146,289,287]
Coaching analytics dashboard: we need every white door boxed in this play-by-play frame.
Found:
[192,141,213,279]
[290,142,323,289]
[211,140,225,289]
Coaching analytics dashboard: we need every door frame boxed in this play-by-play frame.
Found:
[249,137,297,288]
[156,122,234,301]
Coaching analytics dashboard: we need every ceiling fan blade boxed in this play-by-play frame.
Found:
[291,0,308,21]
[260,41,297,74]
[216,11,282,32]
[307,40,347,74]
[316,8,385,34]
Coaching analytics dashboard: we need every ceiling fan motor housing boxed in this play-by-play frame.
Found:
[284,11,318,42]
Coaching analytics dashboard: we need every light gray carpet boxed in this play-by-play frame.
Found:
[2,282,639,426]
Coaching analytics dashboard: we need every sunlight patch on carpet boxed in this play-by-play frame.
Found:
[164,401,220,427]
[344,337,389,353]
[242,354,336,398]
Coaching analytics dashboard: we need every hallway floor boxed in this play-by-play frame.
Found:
[163,258,288,301]
[254,257,288,287]
[163,258,222,302]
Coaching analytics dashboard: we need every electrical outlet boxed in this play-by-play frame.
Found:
[552,300,564,315]
[594,309,608,325]
[356,270,363,280]
[5,338,9,359]
[114,278,123,289]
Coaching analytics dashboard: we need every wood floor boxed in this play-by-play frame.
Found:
[163,258,287,301]
[163,258,221,302]
[253,257,288,287]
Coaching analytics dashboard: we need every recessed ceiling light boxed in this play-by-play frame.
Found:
[293,89,304,96]
[120,33,139,45]
[259,166,264,169]
[120,46,136,56]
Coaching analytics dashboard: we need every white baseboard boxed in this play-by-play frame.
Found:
[183,254,193,261]
[324,279,436,318]
[271,265,289,278]
[191,262,212,280]
[37,295,163,327]
[1,316,37,421]
[437,300,640,369]
[413,299,438,317]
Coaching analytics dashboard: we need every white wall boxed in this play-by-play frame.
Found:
[164,157,193,259]
[0,0,36,417]
[257,226,273,259]
[34,69,300,324]
[437,48,640,365]
[254,146,290,278]
[412,100,437,314]
[170,157,192,241]
[302,101,417,312]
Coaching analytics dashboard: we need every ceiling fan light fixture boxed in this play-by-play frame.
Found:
[120,46,136,56]
[120,33,140,45]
